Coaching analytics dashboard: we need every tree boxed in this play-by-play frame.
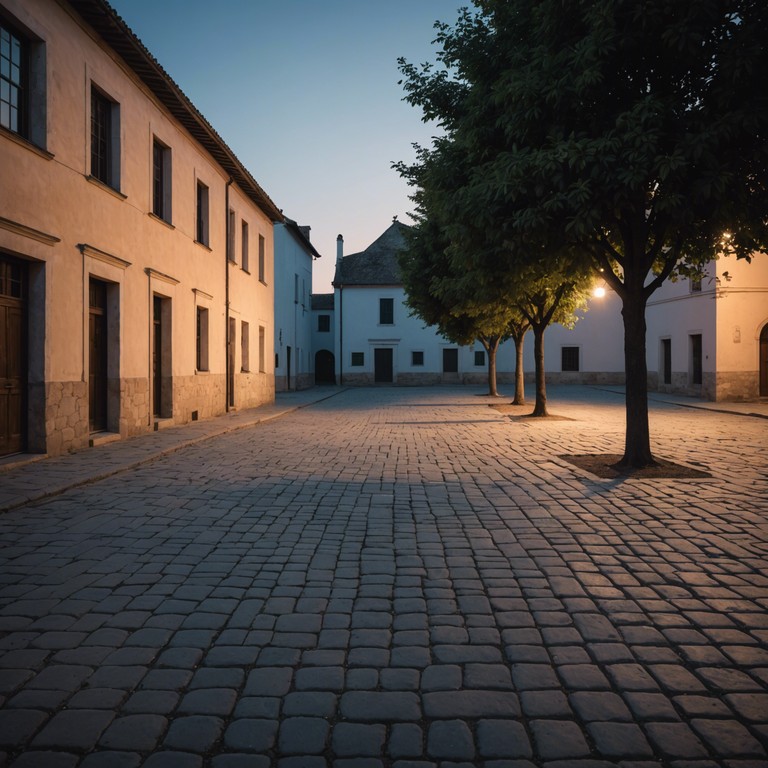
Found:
[398,217,515,397]
[399,0,768,467]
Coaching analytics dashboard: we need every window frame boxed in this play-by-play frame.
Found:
[351,352,364,367]
[241,320,250,372]
[227,208,236,262]
[379,297,394,325]
[152,137,172,223]
[411,350,424,367]
[258,234,266,283]
[90,84,120,190]
[317,314,330,332]
[241,220,249,272]
[196,180,209,246]
[474,350,486,367]
[561,346,580,372]
[196,306,209,372]
[0,18,26,136]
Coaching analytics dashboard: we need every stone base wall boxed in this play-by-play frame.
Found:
[234,372,275,411]
[714,371,759,401]
[174,374,227,423]
[120,377,150,437]
[275,373,314,392]
[41,380,90,456]
[397,372,442,386]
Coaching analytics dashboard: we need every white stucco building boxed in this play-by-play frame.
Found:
[0,0,282,457]
[274,219,321,391]
[331,221,768,400]
[311,292,336,385]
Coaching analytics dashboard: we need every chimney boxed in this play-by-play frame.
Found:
[336,234,343,264]
[299,225,311,241]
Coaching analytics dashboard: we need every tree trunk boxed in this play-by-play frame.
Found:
[617,289,656,467]
[512,330,525,405]
[487,340,499,396]
[531,325,548,416]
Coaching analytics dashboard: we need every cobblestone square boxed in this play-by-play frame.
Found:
[0,386,766,766]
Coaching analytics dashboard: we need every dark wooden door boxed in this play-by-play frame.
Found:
[760,325,768,397]
[153,296,162,416]
[0,257,25,455]
[443,348,458,373]
[286,346,292,391]
[89,279,108,431]
[374,348,393,383]
[315,350,335,384]
[228,317,236,406]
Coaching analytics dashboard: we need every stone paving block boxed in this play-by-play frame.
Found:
[422,691,520,718]
[622,691,680,721]
[569,691,633,721]
[122,690,179,714]
[245,667,294,696]
[426,720,475,760]
[189,667,244,689]
[340,691,421,721]
[5,688,69,710]
[0,708,48,747]
[163,715,225,752]
[278,716,330,755]
[587,722,654,758]
[388,723,423,758]
[530,719,591,761]
[645,722,710,759]
[99,714,168,751]
[511,663,559,690]
[79,751,142,767]
[224,719,279,752]
[211,755,270,768]
[27,664,92,691]
[332,723,386,756]
[31,709,114,751]
[142,753,203,768]
[690,719,766,757]
[7,751,79,767]
[476,719,532,759]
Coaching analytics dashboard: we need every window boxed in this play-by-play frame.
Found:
[318,314,330,332]
[0,16,45,146]
[690,277,702,293]
[196,307,209,371]
[258,234,266,282]
[411,351,424,366]
[91,86,119,189]
[561,346,580,372]
[474,350,485,366]
[379,298,394,325]
[258,326,265,372]
[294,274,299,303]
[152,139,171,222]
[661,338,671,384]
[196,181,209,245]
[690,334,702,385]
[0,20,23,135]
[351,352,364,366]
[241,321,250,372]
[241,221,249,272]
[227,209,236,262]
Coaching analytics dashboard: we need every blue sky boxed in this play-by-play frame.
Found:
[109,0,459,292]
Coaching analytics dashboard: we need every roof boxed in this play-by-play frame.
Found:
[66,0,283,223]
[333,221,410,286]
[311,293,334,310]
[282,218,322,260]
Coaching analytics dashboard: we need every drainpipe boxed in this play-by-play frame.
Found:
[225,177,233,412]
[336,234,343,386]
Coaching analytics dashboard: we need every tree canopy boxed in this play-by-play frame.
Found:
[399,0,768,466]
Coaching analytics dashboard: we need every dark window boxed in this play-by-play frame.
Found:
[351,352,364,366]
[196,307,209,371]
[379,298,394,325]
[241,321,249,372]
[196,181,209,245]
[690,278,702,293]
[562,346,580,372]
[443,348,458,373]
[227,209,236,262]
[241,221,249,271]
[258,235,266,282]
[152,139,171,221]
[411,351,424,366]
[0,20,24,135]
[318,315,330,332]
[91,87,117,187]
[691,334,702,385]
[662,339,671,384]
[474,350,485,366]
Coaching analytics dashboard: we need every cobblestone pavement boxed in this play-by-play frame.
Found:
[0,386,766,768]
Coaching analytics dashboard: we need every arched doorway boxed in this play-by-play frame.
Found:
[315,349,335,384]
[760,323,768,397]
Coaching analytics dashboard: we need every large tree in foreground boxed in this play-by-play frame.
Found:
[400,0,768,466]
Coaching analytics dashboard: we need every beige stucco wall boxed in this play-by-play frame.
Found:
[0,0,276,455]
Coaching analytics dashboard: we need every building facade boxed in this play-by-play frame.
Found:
[331,222,768,400]
[311,292,335,385]
[0,0,282,458]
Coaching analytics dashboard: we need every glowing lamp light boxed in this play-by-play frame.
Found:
[593,285,606,298]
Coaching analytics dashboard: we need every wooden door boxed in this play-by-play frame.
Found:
[153,296,162,416]
[0,257,25,455]
[228,317,236,406]
[760,324,768,397]
[443,348,458,373]
[89,279,108,431]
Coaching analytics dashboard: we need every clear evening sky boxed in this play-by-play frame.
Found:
[108,0,458,293]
